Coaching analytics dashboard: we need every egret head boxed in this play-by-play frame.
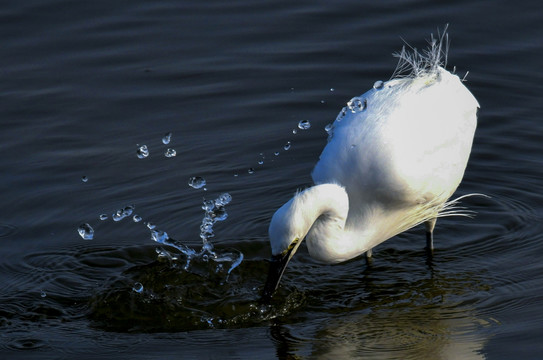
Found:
[262,194,306,302]
[261,184,349,302]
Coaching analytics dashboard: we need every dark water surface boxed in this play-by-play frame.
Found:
[2,0,543,358]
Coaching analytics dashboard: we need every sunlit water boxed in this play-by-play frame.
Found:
[2,0,543,358]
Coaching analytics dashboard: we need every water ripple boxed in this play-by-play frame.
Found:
[5,338,48,351]
[0,223,18,238]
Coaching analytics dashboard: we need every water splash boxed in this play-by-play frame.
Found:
[132,282,144,293]
[336,107,347,122]
[143,191,242,276]
[78,223,94,240]
[258,153,265,165]
[164,148,177,158]
[99,214,108,221]
[151,229,169,243]
[297,120,311,130]
[283,141,291,151]
[199,193,231,243]
[162,132,172,145]
[81,176,88,183]
[112,205,135,222]
[373,80,384,90]
[188,176,206,189]
[214,193,232,207]
[196,192,243,277]
[136,145,149,159]
[347,97,367,113]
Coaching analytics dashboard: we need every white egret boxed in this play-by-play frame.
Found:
[262,29,479,301]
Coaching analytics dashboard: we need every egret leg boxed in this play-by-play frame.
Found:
[365,248,373,266]
[425,218,437,253]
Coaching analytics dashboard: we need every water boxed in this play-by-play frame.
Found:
[346,96,367,113]
[1,0,543,358]
[298,120,311,130]
[188,176,206,189]
[136,145,149,159]
[77,223,94,240]
[162,132,172,145]
[112,205,135,222]
[373,80,385,90]
[164,148,176,158]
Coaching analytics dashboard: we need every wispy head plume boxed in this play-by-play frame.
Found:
[391,25,450,80]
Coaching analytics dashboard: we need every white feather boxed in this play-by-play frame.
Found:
[269,27,480,265]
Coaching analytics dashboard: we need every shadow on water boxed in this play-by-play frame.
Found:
[270,307,491,360]
[267,256,494,360]
[2,191,514,357]
[87,244,304,332]
[85,237,495,359]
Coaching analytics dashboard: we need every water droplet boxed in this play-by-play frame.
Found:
[132,282,144,293]
[248,168,255,174]
[330,88,335,92]
[151,229,169,243]
[373,80,384,90]
[274,151,279,156]
[136,145,149,159]
[113,205,134,222]
[292,129,297,135]
[325,123,333,133]
[200,225,214,240]
[202,200,215,212]
[200,316,215,328]
[133,214,142,222]
[162,132,172,144]
[81,176,88,183]
[258,160,264,165]
[123,205,134,216]
[112,209,123,221]
[188,176,206,189]
[283,141,291,151]
[336,107,347,122]
[298,120,311,130]
[213,207,228,221]
[164,148,176,157]
[146,222,156,230]
[78,223,94,240]
[321,100,326,104]
[215,193,232,207]
[99,214,108,221]
[40,290,47,298]
[347,97,367,113]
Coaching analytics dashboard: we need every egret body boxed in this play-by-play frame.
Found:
[263,30,479,301]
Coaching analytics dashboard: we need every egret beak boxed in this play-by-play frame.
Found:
[261,238,301,302]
